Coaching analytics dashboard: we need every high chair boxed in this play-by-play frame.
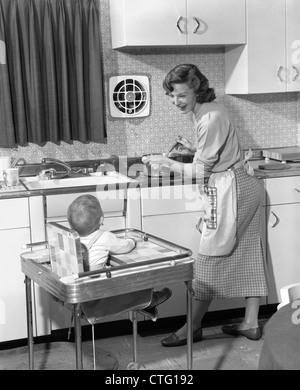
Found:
[21,222,194,370]
[23,222,158,370]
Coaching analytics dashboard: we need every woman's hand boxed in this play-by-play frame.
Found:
[176,136,196,153]
[148,154,168,165]
[142,154,169,170]
[142,154,167,165]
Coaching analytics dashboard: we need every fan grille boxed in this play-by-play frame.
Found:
[112,78,148,115]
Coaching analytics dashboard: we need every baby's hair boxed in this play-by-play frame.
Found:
[67,194,103,237]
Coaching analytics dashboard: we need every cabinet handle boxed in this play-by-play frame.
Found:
[277,66,284,82]
[270,211,280,228]
[292,65,300,82]
[177,16,183,33]
[295,188,300,194]
[196,217,202,234]
[193,17,200,33]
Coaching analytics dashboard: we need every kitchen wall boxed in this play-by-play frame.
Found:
[1,0,300,163]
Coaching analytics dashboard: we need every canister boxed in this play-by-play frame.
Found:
[0,157,11,181]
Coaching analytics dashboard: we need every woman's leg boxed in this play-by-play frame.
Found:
[237,296,260,329]
[175,299,212,338]
[221,296,262,340]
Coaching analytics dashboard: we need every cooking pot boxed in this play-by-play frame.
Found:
[0,156,11,181]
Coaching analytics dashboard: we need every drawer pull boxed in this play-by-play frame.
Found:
[295,188,300,194]
[193,17,200,34]
[176,16,183,33]
[196,217,202,233]
[270,211,280,228]
[292,65,300,82]
[277,66,284,82]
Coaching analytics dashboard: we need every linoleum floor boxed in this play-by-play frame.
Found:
[0,317,268,370]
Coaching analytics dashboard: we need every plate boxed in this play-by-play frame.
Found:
[258,164,291,170]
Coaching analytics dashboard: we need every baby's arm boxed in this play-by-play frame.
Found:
[104,231,137,254]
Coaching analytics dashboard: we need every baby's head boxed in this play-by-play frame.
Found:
[67,194,104,236]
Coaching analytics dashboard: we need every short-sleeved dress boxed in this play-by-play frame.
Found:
[191,102,269,300]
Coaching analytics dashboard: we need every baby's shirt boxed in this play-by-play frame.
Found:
[80,228,135,271]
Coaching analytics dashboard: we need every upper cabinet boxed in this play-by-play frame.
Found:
[109,0,246,49]
[225,0,300,94]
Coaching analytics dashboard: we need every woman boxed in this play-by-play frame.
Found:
[145,64,269,347]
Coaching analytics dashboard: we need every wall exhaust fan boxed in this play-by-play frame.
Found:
[109,75,150,118]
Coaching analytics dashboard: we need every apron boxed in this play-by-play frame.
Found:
[197,151,253,257]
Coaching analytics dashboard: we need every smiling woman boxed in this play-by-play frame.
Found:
[0,0,106,147]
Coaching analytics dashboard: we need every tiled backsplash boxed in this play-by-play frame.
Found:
[1,0,299,163]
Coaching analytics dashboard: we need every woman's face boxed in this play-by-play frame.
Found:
[167,83,198,114]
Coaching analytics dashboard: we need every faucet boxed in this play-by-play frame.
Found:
[40,158,72,179]
[11,157,27,167]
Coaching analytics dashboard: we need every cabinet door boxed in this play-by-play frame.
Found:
[225,0,287,94]
[187,0,245,45]
[110,0,187,48]
[266,203,300,304]
[0,228,31,342]
[286,0,300,91]
[143,212,252,315]
[142,212,202,318]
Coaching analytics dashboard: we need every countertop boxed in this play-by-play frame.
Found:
[251,160,300,178]
[1,156,300,199]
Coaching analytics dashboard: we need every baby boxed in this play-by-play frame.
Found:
[67,194,136,271]
[67,194,172,315]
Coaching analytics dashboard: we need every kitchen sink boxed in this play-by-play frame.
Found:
[20,171,136,190]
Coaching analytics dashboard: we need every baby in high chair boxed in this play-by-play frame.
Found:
[67,194,172,315]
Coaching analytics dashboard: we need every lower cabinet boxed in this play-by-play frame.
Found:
[0,198,31,342]
[263,176,300,304]
[143,211,203,318]
[0,228,31,342]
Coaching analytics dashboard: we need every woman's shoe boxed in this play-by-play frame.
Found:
[161,327,202,347]
[221,324,262,340]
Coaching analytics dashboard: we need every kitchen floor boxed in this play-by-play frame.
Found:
[0,315,271,371]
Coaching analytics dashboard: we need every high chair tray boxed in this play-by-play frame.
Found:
[21,228,194,304]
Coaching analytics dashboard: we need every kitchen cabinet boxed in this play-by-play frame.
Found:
[0,196,50,343]
[263,176,300,304]
[110,0,246,49]
[225,0,300,94]
[0,198,30,342]
[141,185,203,318]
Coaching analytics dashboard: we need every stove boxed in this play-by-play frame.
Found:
[262,147,300,162]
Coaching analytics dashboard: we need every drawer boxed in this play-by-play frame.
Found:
[46,190,126,219]
[0,198,30,229]
[141,185,203,216]
[265,176,300,205]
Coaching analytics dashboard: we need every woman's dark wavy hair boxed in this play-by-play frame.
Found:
[163,64,216,103]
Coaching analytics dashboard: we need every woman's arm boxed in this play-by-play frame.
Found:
[176,136,197,153]
[143,154,203,179]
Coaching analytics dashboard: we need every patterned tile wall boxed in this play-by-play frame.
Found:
[0,0,299,163]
